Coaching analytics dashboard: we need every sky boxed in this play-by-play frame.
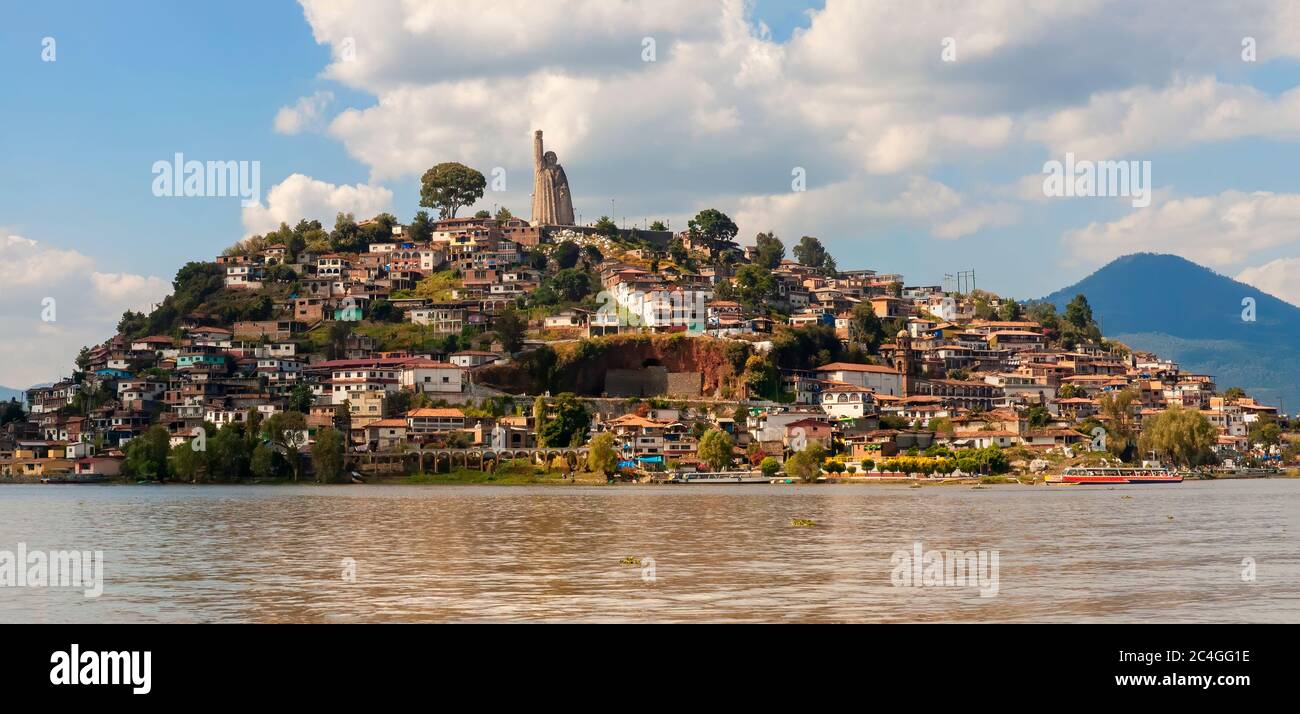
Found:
[2,0,1300,387]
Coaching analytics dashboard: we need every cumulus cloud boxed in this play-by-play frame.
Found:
[733,175,1017,254]
[1061,190,1300,268]
[287,0,1300,248]
[1237,258,1300,307]
[0,235,170,388]
[1027,77,1300,160]
[273,90,335,135]
[241,173,393,235]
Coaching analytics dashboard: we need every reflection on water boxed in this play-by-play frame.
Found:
[1,480,1297,623]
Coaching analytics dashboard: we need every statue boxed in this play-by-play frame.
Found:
[531,130,575,226]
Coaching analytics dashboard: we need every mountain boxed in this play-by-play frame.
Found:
[0,386,26,403]
[1040,253,1300,412]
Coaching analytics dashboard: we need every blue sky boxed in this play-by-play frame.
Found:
[2,0,1299,386]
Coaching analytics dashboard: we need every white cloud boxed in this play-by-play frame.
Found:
[1237,258,1300,307]
[241,173,393,235]
[273,90,335,135]
[1027,77,1300,160]
[1061,190,1300,268]
[733,175,1017,251]
[0,235,170,388]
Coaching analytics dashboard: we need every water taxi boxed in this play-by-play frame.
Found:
[1045,462,1183,485]
[671,470,770,484]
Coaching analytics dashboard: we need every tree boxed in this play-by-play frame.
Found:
[548,268,591,302]
[409,210,434,243]
[493,308,527,353]
[311,427,346,483]
[537,394,590,448]
[649,220,668,231]
[784,442,825,483]
[1248,416,1282,449]
[1025,404,1051,428]
[327,321,352,360]
[760,456,781,478]
[697,428,735,471]
[593,215,619,239]
[495,206,514,222]
[250,443,279,480]
[1062,293,1102,345]
[1098,389,1139,460]
[474,210,491,219]
[419,162,486,218]
[288,384,315,414]
[792,236,827,269]
[668,237,690,267]
[687,209,739,259]
[329,212,363,252]
[848,301,887,353]
[753,231,785,269]
[1222,387,1247,401]
[588,432,620,479]
[168,439,208,483]
[0,399,24,426]
[1138,405,1217,467]
[999,300,1024,321]
[733,263,776,308]
[124,425,172,480]
[210,424,251,481]
[263,411,308,482]
[553,241,581,269]
[742,355,781,400]
[360,212,398,243]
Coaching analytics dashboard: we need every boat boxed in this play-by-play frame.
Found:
[40,474,109,484]
[671,470,770,484]
[1045,462,1183,485]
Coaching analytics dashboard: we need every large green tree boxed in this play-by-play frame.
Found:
[753,231,785,269]
[420,162,486,219]
[1138,405,1217,467]
[587,432,620,479]
[493,308,527,353]
[311,427,347,483]
[263,411,309,482]
[687,209,739,259]
[537,393,590,448]
[697,428,735,471]
[124,425,172,480]
[792,236,827,269]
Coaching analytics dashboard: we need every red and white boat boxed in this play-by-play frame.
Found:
[1046,463,1183,485]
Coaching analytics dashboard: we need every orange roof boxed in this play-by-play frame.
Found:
[815,362,899,374]
[406,408,465,418]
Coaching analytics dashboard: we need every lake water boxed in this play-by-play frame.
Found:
[1,480,1297,623]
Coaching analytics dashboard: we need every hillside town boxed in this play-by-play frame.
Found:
[2,133,1296,484]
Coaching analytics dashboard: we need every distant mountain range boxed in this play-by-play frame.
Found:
[1040,253,1300,412]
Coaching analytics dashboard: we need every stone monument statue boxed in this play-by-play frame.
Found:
[530,130,575,226]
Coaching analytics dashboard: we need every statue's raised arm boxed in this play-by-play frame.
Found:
[533,130,544,173]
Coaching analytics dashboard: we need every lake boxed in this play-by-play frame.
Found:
[1,480,1297,622]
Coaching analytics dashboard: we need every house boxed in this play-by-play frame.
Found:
[543,308,592,330]
[406,408,467,434]
[604,414,670,460]
[813,362,904,396]
[784,417,833,449]
[448,351,499,368]
[400,360,464,394]
[364,418,408,450]
[819,384,876,419]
